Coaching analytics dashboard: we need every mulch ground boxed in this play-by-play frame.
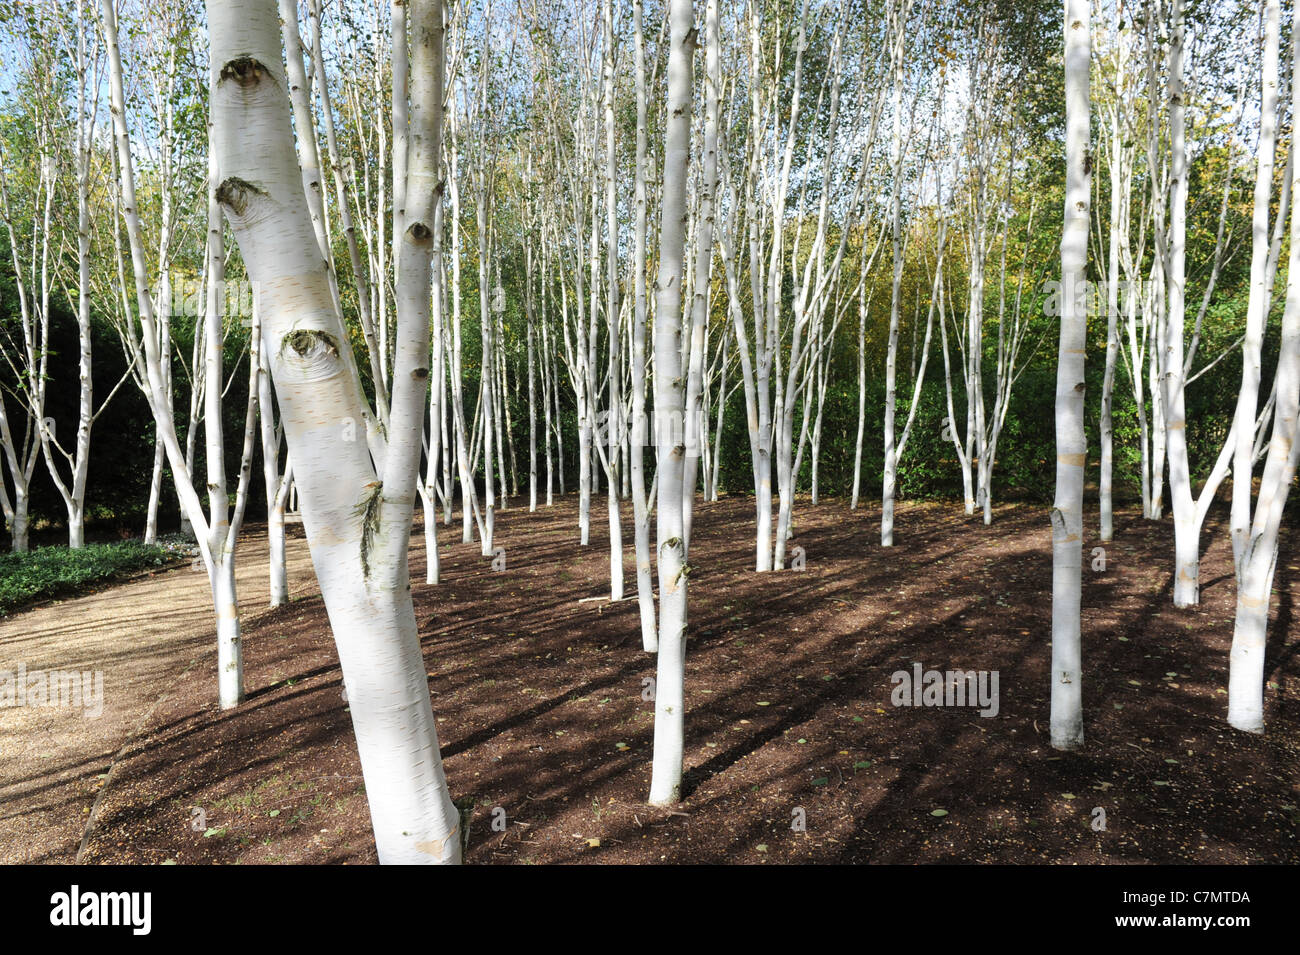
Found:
[81,494,1300,864]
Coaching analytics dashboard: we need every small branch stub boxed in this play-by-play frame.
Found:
[215,177,268,217]
[281,328,340,360]
[220,56,272,88]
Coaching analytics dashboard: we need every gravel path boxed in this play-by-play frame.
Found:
[0,528,317,863]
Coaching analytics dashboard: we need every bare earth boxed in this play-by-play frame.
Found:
[0,528,318,864]
[3,497,1298,865]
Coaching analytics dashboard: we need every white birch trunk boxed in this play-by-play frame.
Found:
[648,0,695,806]
[631,0,657,649]
[881,12,906,546]
[101,0,250,710]
[204,140,244,710]
[681,0,720,557]
[1051,0,1090,752]
[1099,9,1127,544]
[1160,0,1201,607]
[604,0,624,599]
[1230,0,1281,574]
[209,0,461,863]
[1227,0,1293,734]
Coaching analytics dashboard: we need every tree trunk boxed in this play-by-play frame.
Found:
[1228,0,1292,734]
[648,0,695,807]
[881,15,905,545]
[209,0,461,863]
[1051,0,1090,752]
[1230,0,1281,574]
[604,0,624,599]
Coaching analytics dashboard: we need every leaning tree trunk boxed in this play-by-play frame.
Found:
[1230,0,1281,574]
[101,0,247,708]
[208,0,461,863]
[1228,0,1292,735]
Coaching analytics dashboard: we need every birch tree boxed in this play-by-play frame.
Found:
[603,0,624,598]
[209,0,463,863]
[101,0,256,709]
[35,0,119,549]
[630,0,657,650]
[0,101,56,554]
[1226,0,1294,734]
[648,0,695,807]
[1051,0,1090,752]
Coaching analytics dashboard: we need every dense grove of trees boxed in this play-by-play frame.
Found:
[4,1,1277,538]
[1,0,1297,861]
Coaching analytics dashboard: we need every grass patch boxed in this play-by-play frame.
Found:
[0,540,178,615]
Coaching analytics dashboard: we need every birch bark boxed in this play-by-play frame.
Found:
[1051,0,1090,751]
[209,0,462,862]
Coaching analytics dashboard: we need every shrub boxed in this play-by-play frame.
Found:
[0,541,178,616]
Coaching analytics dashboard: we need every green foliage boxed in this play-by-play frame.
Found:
[0,540,176,616]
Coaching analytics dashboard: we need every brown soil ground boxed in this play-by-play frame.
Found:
[0,526,319,864]
[7,494,1300,864]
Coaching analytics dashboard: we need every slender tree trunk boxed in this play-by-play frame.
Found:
[1051,0,1090,751]
[1160,0,1201,607]
[263,378,290,614]
[881,17,905,545]
[631,0,657,649]
[424,189,447,584]
[681,0,720,556]
[1100,10,1126,544]
[102,0,248,709]
[648,0,695,807]
[527,243,538,514]
[204,144,244,709]
[1230,0,1281,573]
[604,0,624,599]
